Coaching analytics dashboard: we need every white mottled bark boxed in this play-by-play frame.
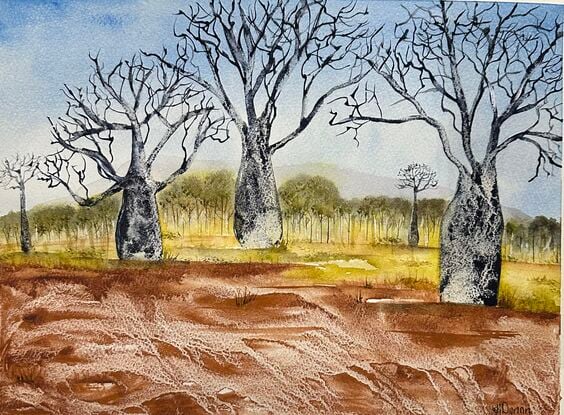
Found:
[115,176,162,260]
[19,183,31,253]
[234,128,282,249]
[439,163,503,305]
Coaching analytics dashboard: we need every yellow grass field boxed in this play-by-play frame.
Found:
[1,235,560,313]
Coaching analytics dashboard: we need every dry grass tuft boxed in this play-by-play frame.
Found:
[235,287,257,307]
[354,289,364,304]
[382,273,436,291]
[162,248,179,262]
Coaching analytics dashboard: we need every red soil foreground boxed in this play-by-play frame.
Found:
[0,261,559,414]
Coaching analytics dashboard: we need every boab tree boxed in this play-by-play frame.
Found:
[397,163,437,247]
[331,1,562,305]
[151,0,377,248]
[0,154,41,253]
[41,53,228,260]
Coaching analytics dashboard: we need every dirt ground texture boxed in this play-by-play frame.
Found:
[0,261,560,415]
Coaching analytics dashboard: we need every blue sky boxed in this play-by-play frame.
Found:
[0,0,561,218]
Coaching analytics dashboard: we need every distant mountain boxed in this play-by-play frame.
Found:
[43,158,533,223]
[501,206,532,223]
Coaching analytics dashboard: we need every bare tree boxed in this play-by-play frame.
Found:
[149,0,378,248]
[0,154,41,253]
[397,163,437,247]
[40,53,228,260]
[331,1,562,305]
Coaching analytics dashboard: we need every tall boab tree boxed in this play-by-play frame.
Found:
[151,0,377,248]
[0,154,41,253]
[397,163,437,247]
[331,1,562,305]
[41,53,228,260]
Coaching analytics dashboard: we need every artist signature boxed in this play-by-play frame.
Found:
[491,402,532,414]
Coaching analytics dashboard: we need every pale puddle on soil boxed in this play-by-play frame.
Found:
[83,382,115,391]
[304,259,377,270]
[217,387,236,396]
[365,298,426,304]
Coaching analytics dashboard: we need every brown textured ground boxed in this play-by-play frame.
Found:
[0,261,559,414]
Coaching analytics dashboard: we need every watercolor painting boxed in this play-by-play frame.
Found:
[0,0,561,414]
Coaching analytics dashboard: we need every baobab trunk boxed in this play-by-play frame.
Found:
[408,191,419,247]
[115,176,163,260]
[19,184,31,253]
[234,130,282,249]
[439,163,503,306]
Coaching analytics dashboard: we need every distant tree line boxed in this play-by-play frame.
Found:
[0,170,557,264]
[158,170,236,238]
[279,174,445,247]
[0,197,119,251]
[504,217,561,264]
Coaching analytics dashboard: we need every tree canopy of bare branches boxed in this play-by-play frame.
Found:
[41,52,228,206]
[163,0,378,151]
[332,1,562,178]
[397,163,438,193]
[0,154,40,192]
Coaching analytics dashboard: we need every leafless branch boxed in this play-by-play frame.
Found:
[396,163,438,192]
[147,0,379,151]
[43,50,225,205]
[331,0,562,180]
[0,154,41,191]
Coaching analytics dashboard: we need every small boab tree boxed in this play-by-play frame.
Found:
[0,154,41,253]
[397,163,437,247]
[331,1,562,306]
[41,53,228,260]
[151,0,378,249]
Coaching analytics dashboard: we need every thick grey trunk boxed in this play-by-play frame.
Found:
[234,129,283,249]
[115,176,162,260]
[439,164,503,306]
[19,184,31,253]
[408,191,419,247]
